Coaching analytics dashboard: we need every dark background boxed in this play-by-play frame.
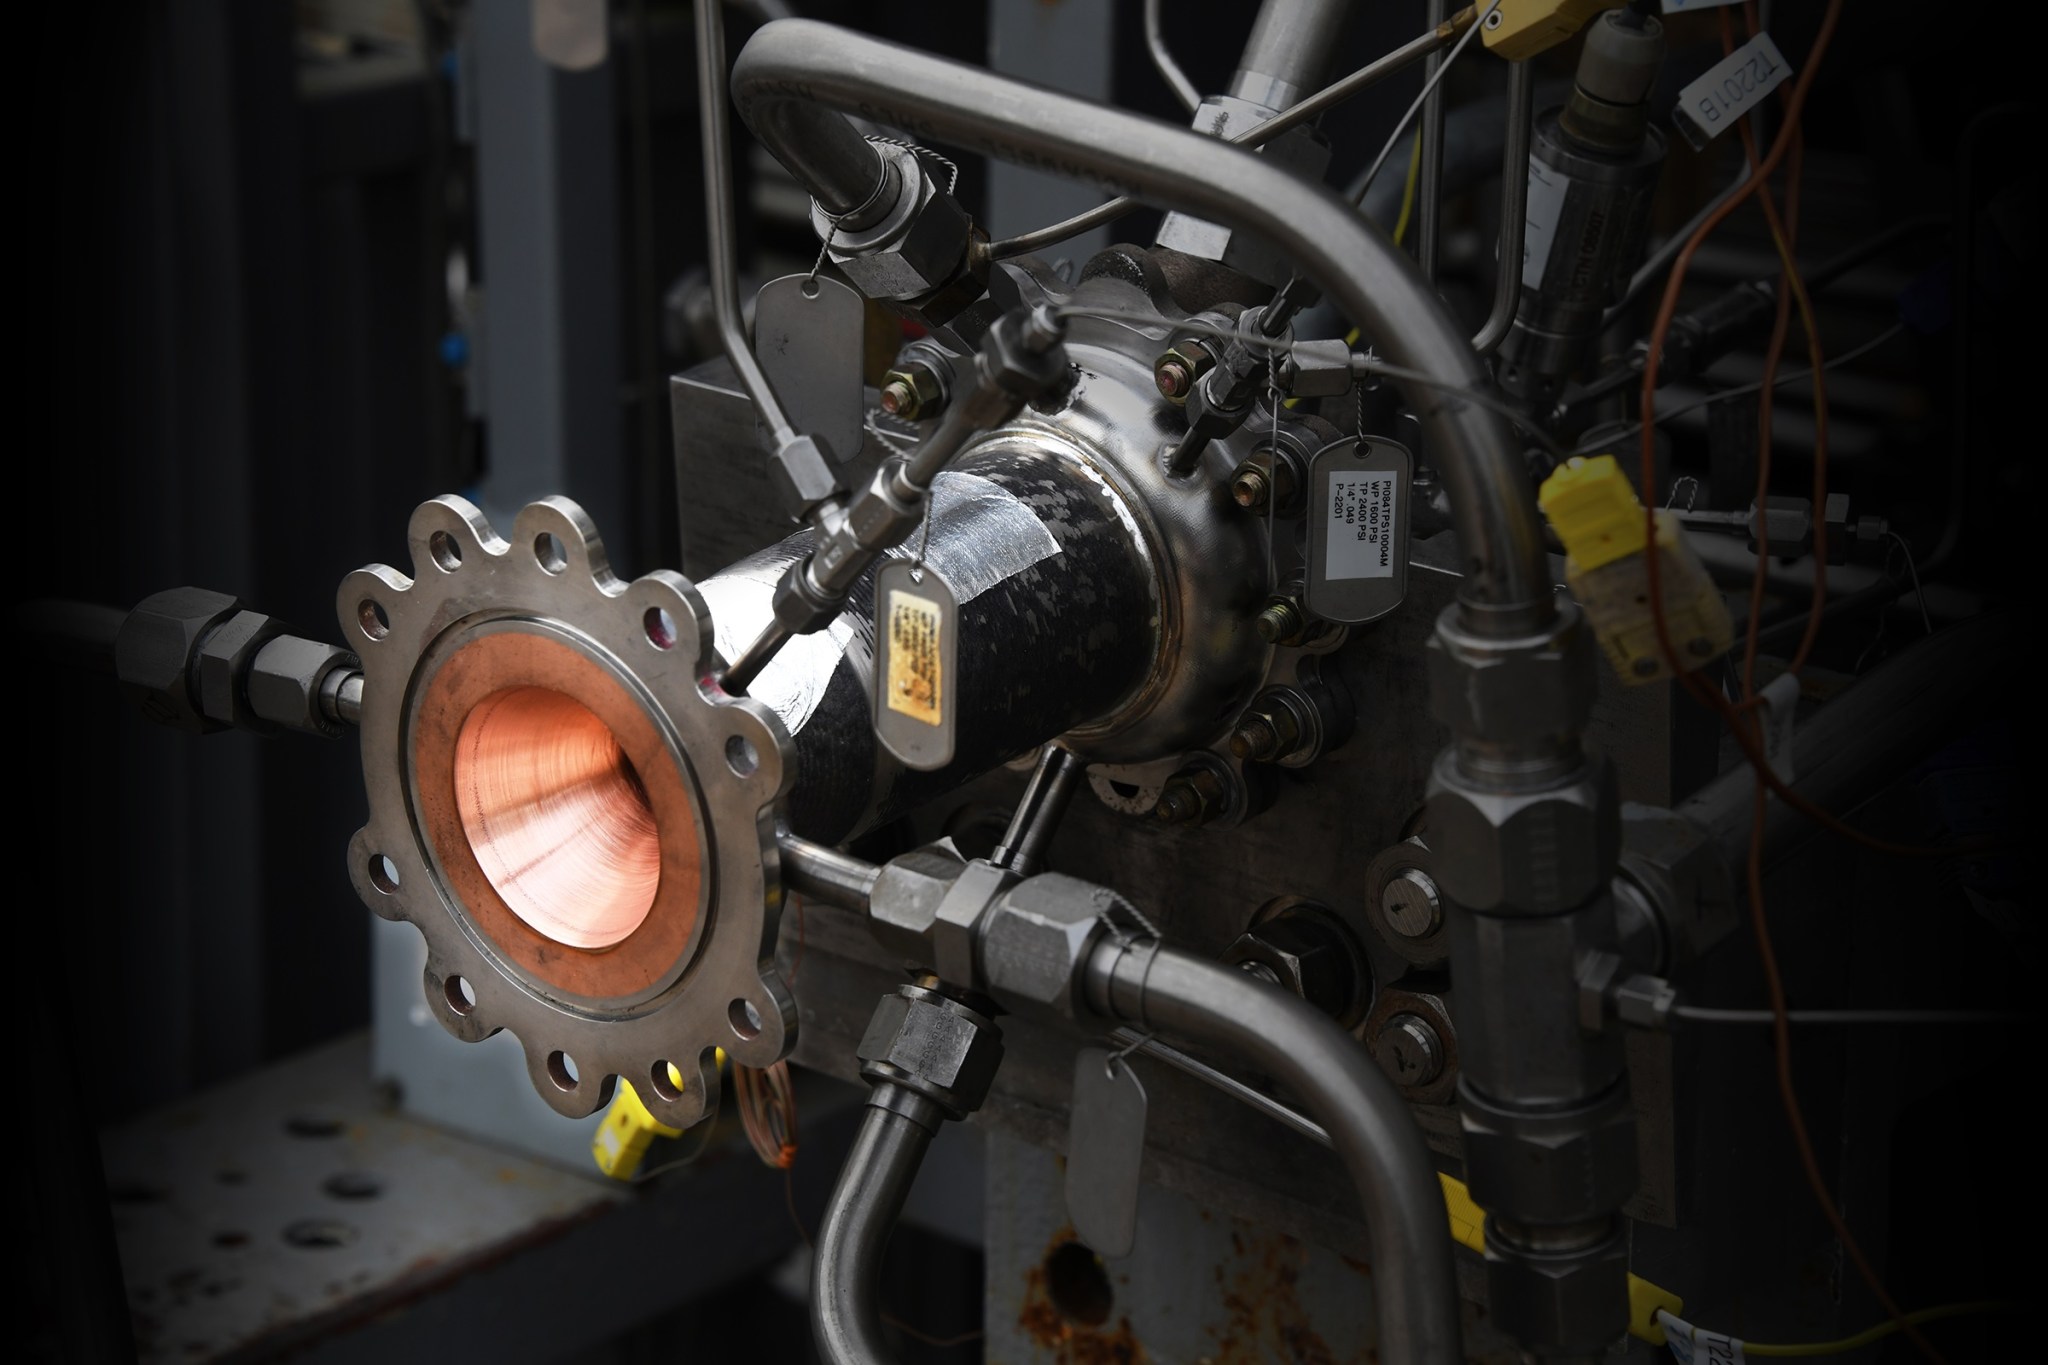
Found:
[17,2,2036,1361]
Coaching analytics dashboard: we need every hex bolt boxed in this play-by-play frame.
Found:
[879,362,945,422]
[1153,341,1214,406]
[1254,596,1306,646]
[1373,1013,1445,1088]
[1229,696,1303,763]
[879,378,917,416]
[1230,460,1273,511]
[1236,960,1283,987]
[1154,765,1228,826]
[1380,868,1443,940]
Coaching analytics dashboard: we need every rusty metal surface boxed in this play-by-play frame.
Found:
[101,1031,856,1365]
[983,1132,1530,1364]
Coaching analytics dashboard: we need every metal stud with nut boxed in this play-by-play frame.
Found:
[1153,338,1215,405]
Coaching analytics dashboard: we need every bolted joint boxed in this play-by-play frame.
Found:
[1458,1081,1638,1226]
[814,144,973,302]
[248,636,360,738]
[196,609,286,731]
[1230,444,1303,517]
[1482,1216,1631,1356]
[115,587,246,733]
[767,432,841,518]
[1425,752,1620,914]
[1224,907,1366,1024]
[879,360,947,422]
[856,983,1004,1120]
[1252,595,1307,646]
[1155,763,1229,827]
[1153,338,1215,405]
[977,873,1152,1020]
[1425,601,1597,753]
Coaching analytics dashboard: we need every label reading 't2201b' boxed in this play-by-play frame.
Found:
[1673,32,1792,149]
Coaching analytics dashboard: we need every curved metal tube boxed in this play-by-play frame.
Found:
[1089,941,1463,1364]
[1471,60,1533,356]
[1143,0,1201,113]
[812,1090,941,1365]
[1231,0,1353,108]
[731,20,1551,628]
[692,0,795,449]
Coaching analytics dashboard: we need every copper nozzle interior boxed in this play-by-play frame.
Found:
[453,686,661,951]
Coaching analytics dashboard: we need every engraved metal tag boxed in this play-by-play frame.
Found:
[1305,435,1412,624]
[1065,1046,1147,1258]
[754,273,865,468]
[874,558,958,771]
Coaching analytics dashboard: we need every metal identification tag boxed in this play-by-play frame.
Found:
[1065,1046,1147,1258]
[754,273,865,469]
[1305,435,1411,623]
[874,559,958,771]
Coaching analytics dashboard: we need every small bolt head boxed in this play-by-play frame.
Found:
[1230,462,1272,511]
[1229,716,1279,762]
[1254,597,1304,646]
[1380,868,1442,940]
[879,380,914,417]
[1373,1013,1445,1087]
[1155,357,1192,399]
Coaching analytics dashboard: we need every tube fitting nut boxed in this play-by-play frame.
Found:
[1425,753,1620,914]
[978,873,1151,1020]
[1458,1081,1639,1225]
[1482,1217,1631,1356]
[1425,602,1597,748]
[856,984,1004,1120]
[813,145,971,301]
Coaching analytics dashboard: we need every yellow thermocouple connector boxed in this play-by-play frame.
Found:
[1482,0,1626,61]
[1438,1173,1684,1345]
[1540,455,1731,686]
[592,1055,715,1180]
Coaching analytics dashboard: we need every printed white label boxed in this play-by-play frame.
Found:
[1674,33,1792,148]
[1325,471,1399,581]
[1521,158,1572,292]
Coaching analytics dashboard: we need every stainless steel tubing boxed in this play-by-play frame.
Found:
[1144,0,1201,113]
[1417,0,1452,283]
[989,747,1085,876]
[1090,941,1462,1365]
[1472,59,1533,356]
[1231,0,1353,108]
[692,0,796,449]
[778,833,880,912]
[812,1088,943,1365]
[990,17,1465,263]
[731,20,1552,627]
[1681,613,2010,876]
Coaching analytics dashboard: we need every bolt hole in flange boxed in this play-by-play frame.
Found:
[283,1218,358,1250]
[443,974,476,1015]
[368,854,401,894]
[428,530,463,572]
[533,531,568,574]
[728,997,763,1040]
[358,599,390,640]
[321,1171,383,1201]
[643,606,678,650]
[724,734,759,777]
[547,1050,581,1090]
[650,1059,686,1102]
[1043,1241,1114,1327]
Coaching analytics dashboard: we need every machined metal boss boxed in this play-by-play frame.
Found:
[339,494,797,1128]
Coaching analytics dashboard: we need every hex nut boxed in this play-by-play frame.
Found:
[115,587,244,733]
[817,148,972,301]
[1618,802,1737,969]
[1459,1082,1638,1225]
[196,609,283,729]
[979,306,1069,400]
[1482,1223,1630,1355]
[880,363,945,421]
[868,845,968,965]
[1425,602,1597,748]
[1224,913,1360,1022]
[1425,752,1619,914]
[248,636,360,738]
[978,873,1140,1019]
[856,986,1004,1119]
[930,860,1018,989]
[1154,339,1215,405]
[1282,338,1354,398]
